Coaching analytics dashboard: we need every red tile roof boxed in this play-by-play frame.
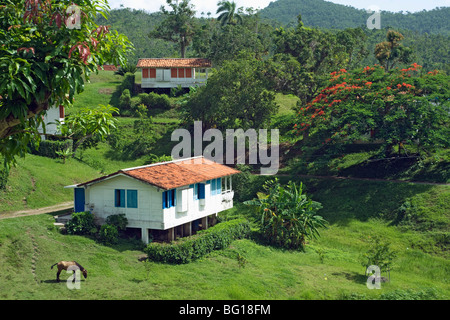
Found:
[78,157,239,190]
[136,58,212,68]
[98,65,119,71]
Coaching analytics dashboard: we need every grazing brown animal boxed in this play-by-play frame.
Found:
[50,261,88,282]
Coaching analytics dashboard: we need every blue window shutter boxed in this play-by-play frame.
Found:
[194,184,199,200]
[217,178,222,194]
[115,189,119,207]
[162,191,167,209]
[115,189,125,208]
[198,183,205,199]
[127,190,138,208]
[168,189,171,206]
[211,179,216,195]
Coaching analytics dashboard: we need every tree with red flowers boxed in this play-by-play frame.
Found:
[0,0,133,165]
[294,63,450,155]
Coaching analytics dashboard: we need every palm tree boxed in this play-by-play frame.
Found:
[216,1,243,26]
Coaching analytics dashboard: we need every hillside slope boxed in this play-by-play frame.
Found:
[259,0,450,35]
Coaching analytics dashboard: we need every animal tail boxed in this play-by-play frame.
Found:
[50,262,58,269]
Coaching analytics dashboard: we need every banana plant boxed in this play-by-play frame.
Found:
[244,178,326,250]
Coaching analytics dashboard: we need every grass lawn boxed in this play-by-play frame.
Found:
[0,155,100,213]
[70,70,124,114]
[0,185,448,300]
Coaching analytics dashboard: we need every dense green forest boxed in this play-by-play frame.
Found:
[259,0,450,35]
[97,4,449,73]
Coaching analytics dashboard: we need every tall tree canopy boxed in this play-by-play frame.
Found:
[375,30,413,71]
[272,15,368,104]
[149,0,197,58]
[182,53,278,131]
[0,0,133,165]
[216,1,243,26]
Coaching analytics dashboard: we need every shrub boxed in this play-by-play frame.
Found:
[99,224,119,245]
[30,139,73,159]
[110,72,135,107]
[360,235,397,274]
[146,218,251,264]
[138,92,172,110]
[119,89,132,113]
[244,178,326,250]
[65,211,96,235]
[121,72,135,95]
[105,214,128,232]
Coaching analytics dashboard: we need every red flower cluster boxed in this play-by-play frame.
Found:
[363,66,375,73]
[400,63,422,73]
[396,82,414,90]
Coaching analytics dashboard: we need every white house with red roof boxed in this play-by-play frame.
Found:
[137,58,211,89]
[65,156,239,243]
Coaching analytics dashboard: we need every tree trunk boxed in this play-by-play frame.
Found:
[0,96,51,140]
[180,38,186,58]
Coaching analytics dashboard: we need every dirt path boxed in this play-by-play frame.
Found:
[0,201,73,220]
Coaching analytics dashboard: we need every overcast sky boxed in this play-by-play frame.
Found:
[106,0,450,16]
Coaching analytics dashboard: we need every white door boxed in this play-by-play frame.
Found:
[156,69,163,81]
[163,69,171,82]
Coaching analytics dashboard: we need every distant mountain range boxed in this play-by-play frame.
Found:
[259,0,450,35]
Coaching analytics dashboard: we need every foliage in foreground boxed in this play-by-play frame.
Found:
[0,0,133,166]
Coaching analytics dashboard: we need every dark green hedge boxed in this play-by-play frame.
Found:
[145,218,251,264]
[30,139,73,159]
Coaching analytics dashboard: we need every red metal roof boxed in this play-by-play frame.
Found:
[78,157,239,190]
[136,58,212,68]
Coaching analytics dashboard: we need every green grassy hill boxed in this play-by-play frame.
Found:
[0,155,100,213]
[259,0,450,35]
[0,180,448,300]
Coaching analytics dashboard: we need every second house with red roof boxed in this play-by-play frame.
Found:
[137,58,212,90]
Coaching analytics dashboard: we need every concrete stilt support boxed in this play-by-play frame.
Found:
[141,228,149,245]
[201,216,208,230]
[183,221,192,237]
[167,228,175,242]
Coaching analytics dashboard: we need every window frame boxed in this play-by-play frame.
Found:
[115,189,125,208]
[162,189,177,209]
[127,190,138,208]
[115,189,138,208]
